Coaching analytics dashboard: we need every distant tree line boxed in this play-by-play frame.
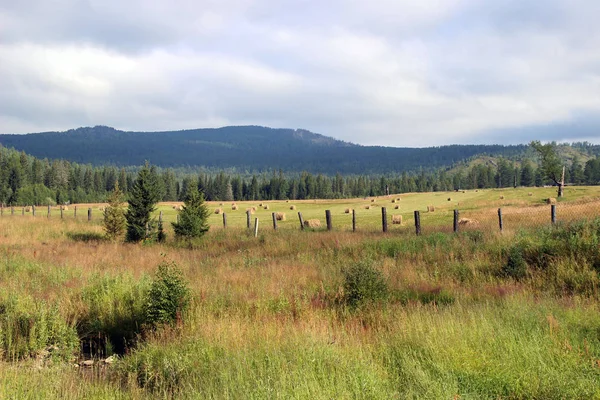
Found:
[1,145,600,206]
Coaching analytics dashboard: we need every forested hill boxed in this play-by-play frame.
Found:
[0,125,528,174]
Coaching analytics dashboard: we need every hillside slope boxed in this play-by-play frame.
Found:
[0,125,530,174]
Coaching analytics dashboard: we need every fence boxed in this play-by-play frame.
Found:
[4,199,598,238]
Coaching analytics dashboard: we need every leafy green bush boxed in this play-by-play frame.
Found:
[145,261,191,326]
[342,260,388,309]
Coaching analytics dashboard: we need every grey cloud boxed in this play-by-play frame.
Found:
[1,0,600,146]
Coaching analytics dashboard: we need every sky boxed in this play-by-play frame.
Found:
[1,0,599,147]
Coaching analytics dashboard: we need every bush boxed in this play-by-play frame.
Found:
[502,245,528,280]
[342,260,388,309]
[145,261,191,326]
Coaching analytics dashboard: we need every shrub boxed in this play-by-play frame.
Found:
[502,245,528,280]
[342,260,388,309]
[172,190,210,240]
[103,182,126,241]
[145,261,191,326]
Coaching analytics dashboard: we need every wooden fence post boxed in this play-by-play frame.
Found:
[254,218,259,238]
[498,208,503,232]
[272,212,277,230]
[60,207,63,219]
[11,206,14,216]
[32,205,36,217]
[352,209,356,232]
[88,208,92,221]
[382,207,388,233]
[74,206,77,218]
[47,205,51,218]
[21,207,24,216]
[453,209,459,233]
[159,211,163,223]
[551,204,556,225]
[325,210,332,231]
[246,210,251,229]
[298,212,305,230]
[176,214,180,224]
[222,212,227,229]
[414,210,421,235]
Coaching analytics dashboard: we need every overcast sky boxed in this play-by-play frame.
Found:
[1,0,599,147]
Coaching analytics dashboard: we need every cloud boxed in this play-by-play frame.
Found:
[0,0,599,147]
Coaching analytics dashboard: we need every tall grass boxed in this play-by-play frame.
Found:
[0,188,600,398]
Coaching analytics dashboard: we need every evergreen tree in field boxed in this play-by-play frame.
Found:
[172,190,210,239]
[125,163,162,243]
[103,181,126,241]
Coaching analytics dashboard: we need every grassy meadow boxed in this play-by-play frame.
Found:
[1,187,600,399]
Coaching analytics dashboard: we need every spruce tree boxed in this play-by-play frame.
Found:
[172,190,210,239]
[125,163,162,243]
[103,181,126,241]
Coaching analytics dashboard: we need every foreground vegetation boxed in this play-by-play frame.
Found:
[0,187,600,399]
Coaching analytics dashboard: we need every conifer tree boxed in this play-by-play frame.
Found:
[103,181,126,241]
[172,190,210,239]
[125,163,162,242]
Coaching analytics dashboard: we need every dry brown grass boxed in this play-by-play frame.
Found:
[547,198,556,204]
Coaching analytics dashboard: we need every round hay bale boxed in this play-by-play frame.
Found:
[304,219,321,228]
[275,212,286,221]
[232,204,238,210]
[172,205,177,209]
[61,205,69,211]
[371,199,375,203]
[290,205,296,210]
[500,196,505,200]
[264,205,269,210]
[528,192,533,197]
[392,215,402,225]
[214,208,223,214]
[344,208,351,214]
[394,205,399,209]
[364,205,371,210]
[259,203,264,207]
[447,198,452,201]
[246,208,255,214]
[458,218,479,226]
[546,197,556,205]
[251,207,257,212]
[391,199,396,203]
[427,205,435,212]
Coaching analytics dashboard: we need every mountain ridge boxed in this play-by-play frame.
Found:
[0,125,535,174]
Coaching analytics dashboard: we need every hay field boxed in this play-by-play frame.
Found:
[0,186,599,399]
